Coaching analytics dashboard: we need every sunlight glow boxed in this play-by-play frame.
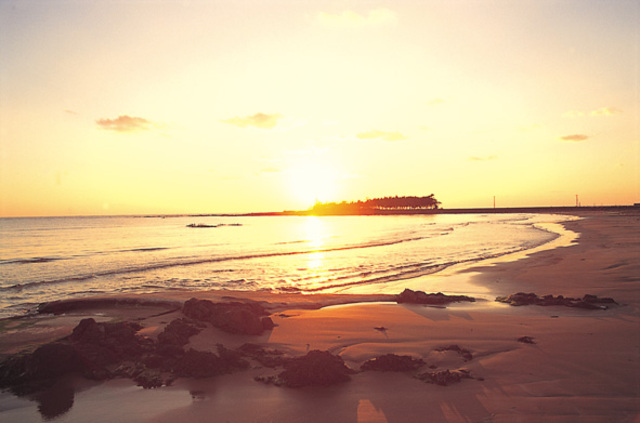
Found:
[287,160,340,209]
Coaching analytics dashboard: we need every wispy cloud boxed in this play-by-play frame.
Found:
[260,167,281,173]
[590,107,622,116]
[356,130,407,141]
[560,134,589,142]
[469,155,498,161]
[317,8,398,28]
[562,107,622,118]
[96,115,153,133]
[222,113,282,129]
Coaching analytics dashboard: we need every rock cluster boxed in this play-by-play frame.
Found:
[182,298,275,335]
[416,368,472,386]
[435,344,473,362]
[360,354,425,372]
[257,350,355,388]
[0,313,252,395]
[395,289,475,305]
[496,292,617,309]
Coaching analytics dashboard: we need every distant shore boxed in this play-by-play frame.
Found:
[0,209,638,422]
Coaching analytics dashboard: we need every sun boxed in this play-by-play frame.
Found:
[287,159,340,209]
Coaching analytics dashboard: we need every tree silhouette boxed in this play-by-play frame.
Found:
[311,195,441,215]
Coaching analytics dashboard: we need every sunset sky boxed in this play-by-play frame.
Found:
[1,0,638,217]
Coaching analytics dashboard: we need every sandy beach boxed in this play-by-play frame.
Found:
[0,210,638,423]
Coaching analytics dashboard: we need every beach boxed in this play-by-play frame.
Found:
[0,210,638,422]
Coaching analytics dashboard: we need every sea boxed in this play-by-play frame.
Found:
[0,213,577,318]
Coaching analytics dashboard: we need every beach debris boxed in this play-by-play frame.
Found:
[360,354,425,372]
[257,350,355,388]
[182,298,275,335]
[517,336,536,344]
[496,292,617,309]
[373,326,388,334]
[415,368,473,386]
[435,344,473,361]
[395,289,475,305]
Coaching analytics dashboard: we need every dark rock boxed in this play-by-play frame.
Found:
[182,298,273,335]
[416,368,472,386]
[396,289,475,305]
[157,318,202,346]
[27,342,82,381]
[435,345,473,361]
[496,292,616,309]
[275,350,354,388]
[134,369,166,389]
[261,316,276,331]
[360,354,425,372]
[173,349,229,378]
[216,344,250,370]
[238,343,286,368]
[517,336,536,344]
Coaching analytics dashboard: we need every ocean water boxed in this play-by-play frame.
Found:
[0,213,574,318]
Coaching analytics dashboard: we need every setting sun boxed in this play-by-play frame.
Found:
[287,159,341,208]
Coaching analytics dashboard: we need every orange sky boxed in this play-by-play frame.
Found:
[0,1,638,217]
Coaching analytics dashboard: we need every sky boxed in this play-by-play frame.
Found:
[0,0,638,217]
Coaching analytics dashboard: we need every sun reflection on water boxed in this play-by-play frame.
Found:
[303,216,328,273]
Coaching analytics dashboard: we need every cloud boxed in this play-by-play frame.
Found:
[590,107,622,116]
[317,8,398,28]
[563,107,622,118]
[260,167,281,173]
[560,134,589,142]
[96,115,153,132]
[469,155,498,161]
[222,113,282,129]
[356,130,407,141]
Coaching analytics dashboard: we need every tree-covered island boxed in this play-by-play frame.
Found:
[309,195,441,215]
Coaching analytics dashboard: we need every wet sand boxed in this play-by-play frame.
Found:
[0,210,638,422]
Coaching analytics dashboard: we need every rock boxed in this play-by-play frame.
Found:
[182,298,274,335]
[496,292,617,309]
[275,350,354,388]
[517,336,536,344]
[360,354,425,372]
[396,289,475,305]
[435,345,473,361]
[416,368,472,386]
[157,318,202,346]
[173,349,229,378]
[238,343,286,368]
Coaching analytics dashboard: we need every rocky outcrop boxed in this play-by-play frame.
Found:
[257,350,355,388]
[360,354,425,372]
[496,292,617,309]
[396,289,475,305]
[182,298,275,335]
[416,368,472,386]
[0,314,249,395]
[435,344,473,362]
[157,318,203,346]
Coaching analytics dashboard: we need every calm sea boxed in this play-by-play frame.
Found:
[0,213,574,318]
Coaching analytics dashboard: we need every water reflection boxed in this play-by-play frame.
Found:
[303,216,328,280]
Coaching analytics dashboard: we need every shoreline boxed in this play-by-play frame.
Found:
[1,210,638,422]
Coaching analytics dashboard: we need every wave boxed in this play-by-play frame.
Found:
[0,233,440,292]
[0,256,64,265]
